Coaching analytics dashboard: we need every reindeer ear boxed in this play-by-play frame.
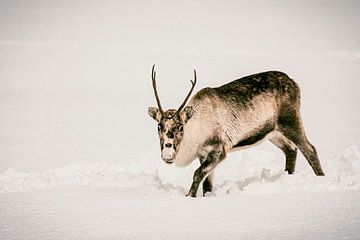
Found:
[148,107,162,122]
[180,106,194,123]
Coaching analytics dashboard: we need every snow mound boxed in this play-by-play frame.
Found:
[0,145,359,195]
[0,161,186,196]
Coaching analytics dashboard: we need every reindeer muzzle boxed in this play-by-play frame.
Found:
[161,149,175,164]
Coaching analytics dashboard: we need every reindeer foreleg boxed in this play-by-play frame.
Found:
[200,157,214,196]
[187,137,226,197]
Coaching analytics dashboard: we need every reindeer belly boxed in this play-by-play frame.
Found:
[232,121,274,149]
[220,94,278,150]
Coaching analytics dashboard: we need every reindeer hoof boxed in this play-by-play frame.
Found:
[186,191,197,198]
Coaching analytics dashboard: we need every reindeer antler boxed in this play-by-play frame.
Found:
[151,64,165,116]
[151,65,197,118]
[175,69,197,116]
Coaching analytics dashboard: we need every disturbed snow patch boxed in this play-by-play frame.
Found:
[0,145,359,195]
[214,144,360,195]
[0,161,185,195]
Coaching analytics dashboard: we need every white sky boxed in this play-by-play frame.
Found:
[1,1,360,51]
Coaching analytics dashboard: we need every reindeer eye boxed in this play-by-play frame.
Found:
[178,125,183,132]
[157,124,162,132]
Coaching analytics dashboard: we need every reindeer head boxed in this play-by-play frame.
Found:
[148,65,196,164]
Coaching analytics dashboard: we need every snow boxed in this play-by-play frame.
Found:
[1,146,360,239]
[1,189,359,240]
[1,145,360,195]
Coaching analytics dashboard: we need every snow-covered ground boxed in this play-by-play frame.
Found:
[1,145,360,195]
[1,189,359,240]
[1,145,360,239]
[1,1,360,239]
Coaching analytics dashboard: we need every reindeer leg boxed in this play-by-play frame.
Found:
[269,132,298,174]
[199,157,214,196]
[187,138,226,197]
[278,107,324,176]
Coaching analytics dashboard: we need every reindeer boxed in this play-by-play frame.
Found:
[148,65,324,197]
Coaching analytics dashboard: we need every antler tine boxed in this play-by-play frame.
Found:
[175,69,197,116]
[151,64,165,116]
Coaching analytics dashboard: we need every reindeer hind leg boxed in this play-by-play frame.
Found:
[277,107,324,176]
[269,132,297,174]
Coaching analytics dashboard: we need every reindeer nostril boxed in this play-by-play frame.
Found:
[167,132,174,139]
[165,143,172,148]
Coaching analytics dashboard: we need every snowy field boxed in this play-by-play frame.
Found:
[1,190,359,240]
[1,146,360,239]
[1,1,360,239]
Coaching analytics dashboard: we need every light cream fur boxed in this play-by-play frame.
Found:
[174,92,278,167]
